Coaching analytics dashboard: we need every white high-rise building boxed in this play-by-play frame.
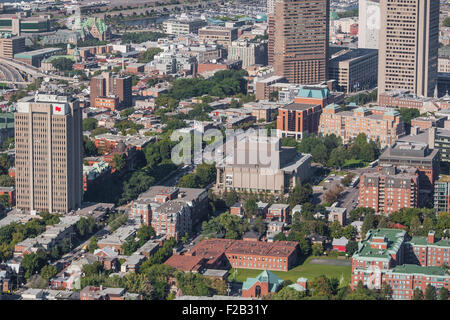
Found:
[358,0,380,49]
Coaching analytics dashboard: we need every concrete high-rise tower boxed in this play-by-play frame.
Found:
[378,0,439,98]
[15,93,83,213]
[271,0,329,84]
[358,0,380,49]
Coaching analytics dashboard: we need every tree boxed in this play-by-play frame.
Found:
[438,287,448,300]
[88,236,98,253]
[138,47,163,63]
[83,136,98,157]
[0,194,10,208]
[51,57,74,71]
[327,147,347,169]
[330,221,343,239]
[288,184,312,208]
[444,17,450,28]
[310,275,334,298]
[224,190,238,208]
[112,154,126,172]
[424,284,436,300]
[82,118,98,131]
[244,199,258,217]
[178,174,199,188]
[413,287,424,300]
[345,240,358,256]
[378,282,393,300]
[40,265,58,281]
[323,185,344,204]
[345,281,377,300]
[272,286,306,300]
[137,224,155,243]
[361,213,378,238]
[409,216,421,236]
[0,174,14,187]
[342,225,356,240]
[311,243,323,256]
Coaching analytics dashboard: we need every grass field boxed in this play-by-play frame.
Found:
[228,256,352,285]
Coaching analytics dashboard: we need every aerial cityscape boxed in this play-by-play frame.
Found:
[0,0,448,304]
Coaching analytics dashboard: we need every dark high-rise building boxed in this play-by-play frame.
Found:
[271,0,329,84]
[90,72,132,109]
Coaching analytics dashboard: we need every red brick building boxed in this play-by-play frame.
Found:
[351,228,450,300]
[0,186,15,206]
[241,270,284,298]
[358,166,419,214]
[93,96,119,111]
[166,238,299,272]
[276,103,322,139]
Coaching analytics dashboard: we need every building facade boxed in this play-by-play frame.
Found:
[215,136,312,194]
[272,0,329,84]
[318,104,405,147]
[351,228,450,300]
[358,165,419,214]
[228,39,268,68]
[198,26,238,47]
[90,73,132,109]
[378,0,439,98]
[358,0,380,49]
[162,18,207,35]
[14,94,83,213]
[328,48,378,93]
[378,141,440,192]
[276,102,322,139]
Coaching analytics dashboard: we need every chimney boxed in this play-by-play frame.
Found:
[427,231,435,244]
[428,127,436,149]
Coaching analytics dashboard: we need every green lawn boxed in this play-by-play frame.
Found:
[228,256,352,285]
[342,159,369,169]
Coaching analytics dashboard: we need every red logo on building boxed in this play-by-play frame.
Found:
[55,106,61,112]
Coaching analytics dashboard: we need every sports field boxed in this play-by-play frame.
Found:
[228,256,352,284]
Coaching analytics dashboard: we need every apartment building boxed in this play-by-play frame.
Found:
[351,228,450,299]
[438,57,450,73]
[358,165,419,214]
[379,141,440,192]
[130,186,208,239]
[0,34,25,58]
[14,93,83,213]
[276,102,322,139]
[407,231,450,267]
[328,48,378,93]
[254,75,287,101]
[378,0,439,98]
[434,175,450,212]
[272,0,329,84]
[198,26,238,47]
[162,18,207,35]
[90,73,132,109]
[318,104,405,148]
[228,39,268,68]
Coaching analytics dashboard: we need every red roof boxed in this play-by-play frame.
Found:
[164,254,205,272]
